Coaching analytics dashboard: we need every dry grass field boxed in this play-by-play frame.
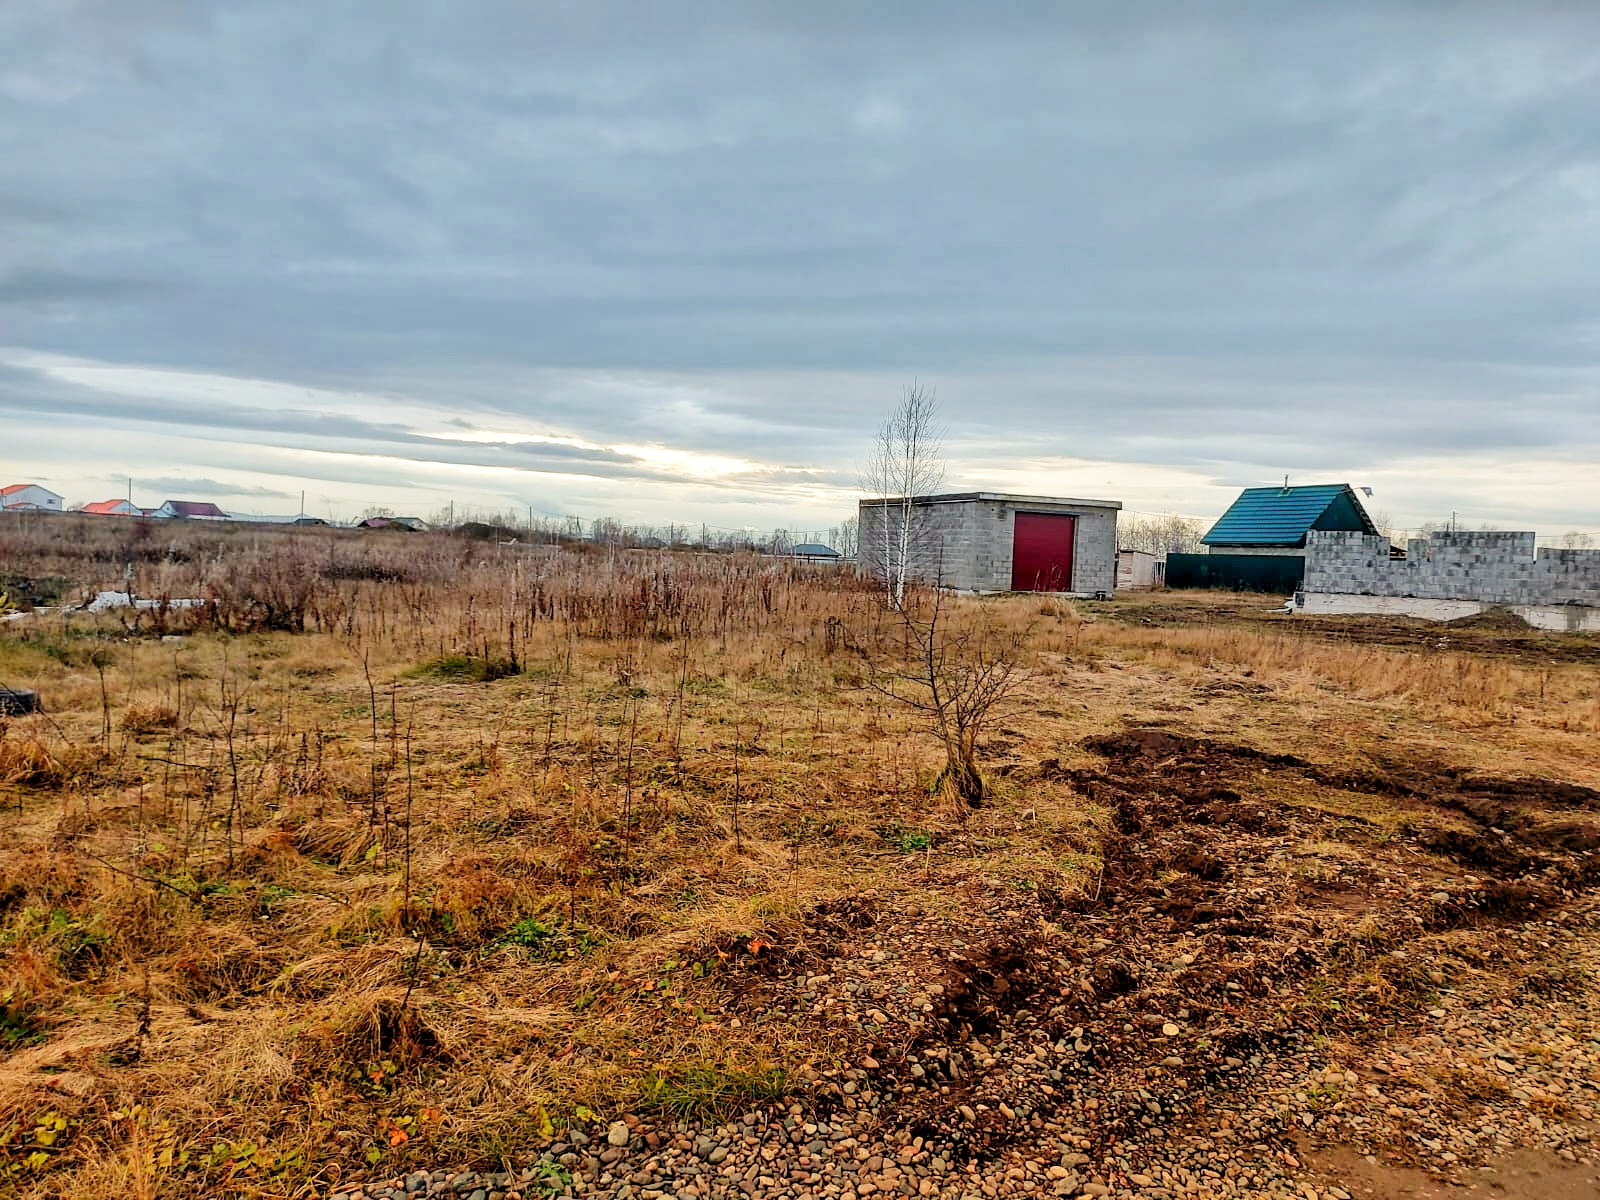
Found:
[1,514,1597,1200]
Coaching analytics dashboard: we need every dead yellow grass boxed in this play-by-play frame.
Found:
[1086,621,1588,725]
[0,733,76,790]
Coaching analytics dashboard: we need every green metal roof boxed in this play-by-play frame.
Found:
[1201,484,1378,547]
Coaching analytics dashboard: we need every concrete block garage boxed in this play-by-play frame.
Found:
[858,492,1121,595]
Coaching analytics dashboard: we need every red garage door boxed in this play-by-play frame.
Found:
[1011,512,1076,592]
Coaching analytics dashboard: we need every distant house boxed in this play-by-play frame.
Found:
[153,500,229,520]
[82,499,142,516]
[355,515,427,531]
[789,542,841,562]
[1,483,63,512]
[1168,483,1382,593]
[1201,484,1379,555]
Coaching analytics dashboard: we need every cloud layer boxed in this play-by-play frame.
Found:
[2,2,1597,533]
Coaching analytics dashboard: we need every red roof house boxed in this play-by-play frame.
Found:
[83,499,142,516]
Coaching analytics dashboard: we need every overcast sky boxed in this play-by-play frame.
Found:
[3,1,1598,535]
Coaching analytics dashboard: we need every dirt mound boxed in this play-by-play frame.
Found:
[1450,774,1600,812]
[928,946,1044,1042]
[1081,729,1308,770]
[1067,729,1600,984]
[1445,605,1533,631]
[1083,728,1197,760]
[1082,729,1600,880]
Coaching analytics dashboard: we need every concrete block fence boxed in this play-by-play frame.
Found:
[1303,530,1600,608]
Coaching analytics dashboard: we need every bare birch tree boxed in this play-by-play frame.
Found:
[861,381,945,609]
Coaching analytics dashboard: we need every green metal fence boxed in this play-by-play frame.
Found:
[1164,553,1303,593]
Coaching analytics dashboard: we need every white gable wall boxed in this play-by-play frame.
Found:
[1,485,63,511]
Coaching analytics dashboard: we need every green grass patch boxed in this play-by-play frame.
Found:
[0,990,46,1051]
[636,1065,787,1121]
[6,909,111,978]
[493,916,556,951]
[881,825,932,853]
[488,916,603,961]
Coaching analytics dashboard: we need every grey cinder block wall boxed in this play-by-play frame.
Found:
[1304,530,1600,607]
[858,492,1120,595]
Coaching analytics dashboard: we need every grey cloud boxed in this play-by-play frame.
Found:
[0,268,160,305]
[119,476,290,500]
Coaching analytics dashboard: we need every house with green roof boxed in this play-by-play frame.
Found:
[1201,483,1379,556]
[1166,483,1381,593]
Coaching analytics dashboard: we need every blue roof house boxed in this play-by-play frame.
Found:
[1202,484,1379,556]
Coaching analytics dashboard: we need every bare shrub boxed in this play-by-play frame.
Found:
[860,587,1029,806]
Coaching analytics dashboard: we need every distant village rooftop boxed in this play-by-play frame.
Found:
[788,542,840,560]
[155,499,229,520]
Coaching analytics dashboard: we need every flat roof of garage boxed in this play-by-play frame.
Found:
[860,492,1121,510]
